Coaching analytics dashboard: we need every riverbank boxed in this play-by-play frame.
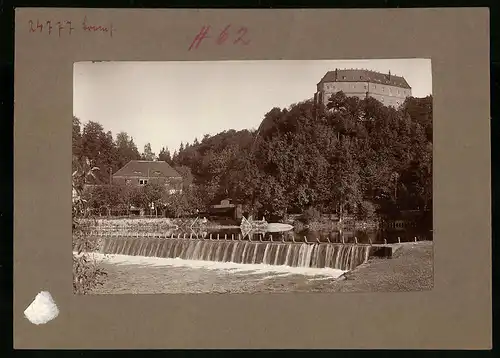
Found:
[312,241,433,292]
[89,241,432,294]
[80,217,240,231]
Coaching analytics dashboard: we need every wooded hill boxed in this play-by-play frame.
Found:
[73,91,432,220]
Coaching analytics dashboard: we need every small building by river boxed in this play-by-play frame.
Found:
[208,198,243,222]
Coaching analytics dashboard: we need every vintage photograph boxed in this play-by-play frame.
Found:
[72,59,433,294]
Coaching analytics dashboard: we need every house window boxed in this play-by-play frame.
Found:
[125,179,132,185]
[139,179,149,185]
[364,85,367,89]
[342,76,346,80]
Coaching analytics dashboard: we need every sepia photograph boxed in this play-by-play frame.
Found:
[72,59,433,294]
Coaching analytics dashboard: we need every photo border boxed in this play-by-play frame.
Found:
[13,7,491,349]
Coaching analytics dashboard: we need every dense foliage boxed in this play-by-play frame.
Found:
[73,92,432,221]
[72,155,107,294]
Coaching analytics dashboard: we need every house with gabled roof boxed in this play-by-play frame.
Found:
[112,160,183,194]
[314,68,412,109]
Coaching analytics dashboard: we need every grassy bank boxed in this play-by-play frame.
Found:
[315,241,433,292]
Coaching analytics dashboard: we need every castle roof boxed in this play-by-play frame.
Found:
[318,68,411,89]
[113,160,181,178]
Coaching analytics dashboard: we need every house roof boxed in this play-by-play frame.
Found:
[318,69,411,89]
[113,160,181,178]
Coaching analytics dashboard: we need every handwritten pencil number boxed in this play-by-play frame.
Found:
[28,19,43,33]
[28,17,112,37]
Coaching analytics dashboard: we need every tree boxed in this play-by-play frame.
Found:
[72,116,82,160]
[143,182,165,216]
[141,142,156,161]
[72,154,107,294]
[80,121,117,184]
[158,146,173,164]
[115,132,141,168]
[332,139,363,221]
[71,89,432,223]
[174,165,194,190]
[83,184,126,216]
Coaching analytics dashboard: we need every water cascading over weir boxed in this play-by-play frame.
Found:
[79,233,374,271]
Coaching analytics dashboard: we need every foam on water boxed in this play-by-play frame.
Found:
[78,236,372,271]
[86,252,346,278]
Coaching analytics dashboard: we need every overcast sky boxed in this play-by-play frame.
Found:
[74,59,432,155]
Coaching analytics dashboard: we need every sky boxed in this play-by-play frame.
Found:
[73,59,432,155]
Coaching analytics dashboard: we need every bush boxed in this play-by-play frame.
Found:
[72,156,107,294]
[357,200,377,220]
[301,207,322,224]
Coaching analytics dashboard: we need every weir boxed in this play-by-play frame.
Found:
[79,236,375,271]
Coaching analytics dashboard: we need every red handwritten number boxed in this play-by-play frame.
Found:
[46,21,53,34]
[234,27,250,45]
[66,21,75,35]
[56,22,65,37]
[28,19,43,32]
[28,20,36,33]
[28,17,110,37]
[216,25,231,45]
[188,26,211,50]
[36,19,43,32]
